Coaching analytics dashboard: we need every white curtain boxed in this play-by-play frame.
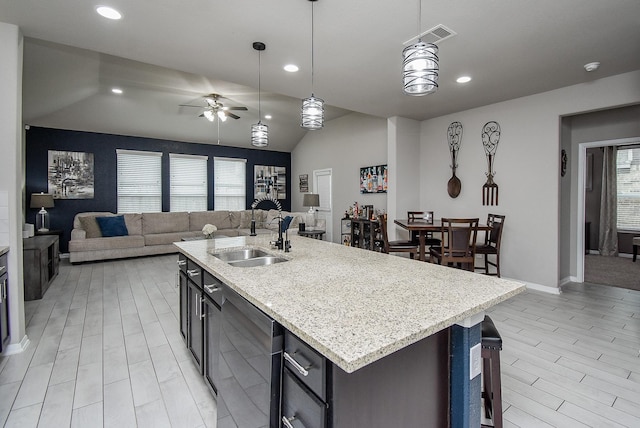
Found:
[598,146,618,256]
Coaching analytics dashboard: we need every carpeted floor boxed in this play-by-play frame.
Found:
[584,254,640,291]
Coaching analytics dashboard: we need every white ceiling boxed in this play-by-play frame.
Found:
[2,0,640,152]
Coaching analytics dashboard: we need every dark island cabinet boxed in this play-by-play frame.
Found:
[177,254,188,343]
[186,258,204,372]
[0,252,9,352]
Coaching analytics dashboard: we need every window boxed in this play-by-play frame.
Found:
[170,153,208,212]
[214,157,246,210]
[117,149,162,213]
[617,146,640,231]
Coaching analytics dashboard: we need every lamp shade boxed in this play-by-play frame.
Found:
[30,193,54,208]
[303,193,320,207]
[402,40,439,96]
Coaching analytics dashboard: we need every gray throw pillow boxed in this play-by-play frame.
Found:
[79,216,103,239]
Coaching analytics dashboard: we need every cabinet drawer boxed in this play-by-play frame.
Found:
[284,331,326,401]
[186,259,203,287]
[202,271,223,306]
[282,368,327,428]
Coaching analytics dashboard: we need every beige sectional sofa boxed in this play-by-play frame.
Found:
[69,209,323,263]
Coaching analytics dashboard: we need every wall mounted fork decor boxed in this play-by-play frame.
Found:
[481,121,500,205]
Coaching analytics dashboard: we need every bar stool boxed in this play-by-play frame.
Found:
[481,315,503,428]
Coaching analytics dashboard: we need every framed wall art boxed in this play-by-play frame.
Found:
[299,174,309,192]
[254,165,286,199]
[48,150,95,199]
[360,164,387,194]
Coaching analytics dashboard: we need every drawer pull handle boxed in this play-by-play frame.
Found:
[284,352,310,377]
[187,269,200,277]
[204,284,221,293]
[200,297,206,320]
[177,259,187,266]
[282,415,298,428]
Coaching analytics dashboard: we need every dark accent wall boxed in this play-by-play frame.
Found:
[26,127,291,253]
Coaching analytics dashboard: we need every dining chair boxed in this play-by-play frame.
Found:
[407,211,441,248]
[378,215,419,259]
[429,218,479,271]
[475,214,505,277]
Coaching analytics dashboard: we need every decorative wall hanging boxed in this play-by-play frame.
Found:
[254,165,286,200]
[360,165,388,193]
[299,174,309,192]
[447,122,463,198]
[561,149,568,177]
[481,121,501,205]
[47,150,94,199]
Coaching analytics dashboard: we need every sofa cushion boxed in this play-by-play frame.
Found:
[79,216,103,239]
[69,235,145,252]
[96,215,129,237]
[73,212,115,229]
[240,209,266,228]
[229,211,241,228]
[123,213,142,236]
[145,232,192,246]
[143,212,189,234]
[189,211,232,231]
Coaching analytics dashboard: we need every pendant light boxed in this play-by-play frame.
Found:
[301,0,324,130]
[251,41,268,147]
[402,0,439,96]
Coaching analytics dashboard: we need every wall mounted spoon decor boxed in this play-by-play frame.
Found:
[481,121,501,205]
[447,122,463,198]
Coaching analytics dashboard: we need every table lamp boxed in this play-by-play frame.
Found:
[30,192,54,232]
[303,193,320,230]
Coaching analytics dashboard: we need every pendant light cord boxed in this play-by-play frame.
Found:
[417,0,422,42]
[311,0,315,94]
[258,49,262,122]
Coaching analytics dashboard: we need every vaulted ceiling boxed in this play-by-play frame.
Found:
[2,0,639,152]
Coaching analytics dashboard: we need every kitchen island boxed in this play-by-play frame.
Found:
[175,235,524,428]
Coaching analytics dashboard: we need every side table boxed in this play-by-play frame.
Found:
[23,235,60,300]
[298,230,326,240]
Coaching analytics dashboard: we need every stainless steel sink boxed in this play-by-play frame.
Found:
[211,248,288,267]
[227,256,288,268]
[212,248,271,262]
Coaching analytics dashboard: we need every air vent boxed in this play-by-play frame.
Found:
[403,24,456,46]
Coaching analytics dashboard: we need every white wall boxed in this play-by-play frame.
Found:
[419,71,640,289]
[0,22,28,352]
[291,112,388,243]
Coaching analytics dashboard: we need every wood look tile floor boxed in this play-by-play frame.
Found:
[0,254,639,427]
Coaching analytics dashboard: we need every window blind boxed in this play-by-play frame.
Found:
[214,157,246,211]
[170,153,208,212]
[116,149,162,213]
[617,147,640,231]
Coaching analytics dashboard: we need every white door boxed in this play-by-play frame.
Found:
[313,168,333,242]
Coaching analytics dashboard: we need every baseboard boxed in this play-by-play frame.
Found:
[524,281,562,295]
[559,276,574,287]
[1,335,30,356]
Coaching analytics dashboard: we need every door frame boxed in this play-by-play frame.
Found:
[313,168,333,242]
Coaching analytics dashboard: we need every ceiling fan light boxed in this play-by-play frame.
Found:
[403,40,439,95]
[301,95,324,130]
[251,122,269,147]
[203,110,215,122]
[217,110,227,122]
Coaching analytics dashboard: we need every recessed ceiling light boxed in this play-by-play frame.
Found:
[264,115,272,120]
[456,76,472,83]
[96,6,122,20]
[111,88,123,94]
[284,64,299,72]
[584,62,600,72]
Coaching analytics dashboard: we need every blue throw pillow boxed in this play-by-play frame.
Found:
[281,215,293,232]
[96,215,129,237]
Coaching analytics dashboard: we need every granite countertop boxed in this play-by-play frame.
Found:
[0,247,8,257]
[175,235,525,373]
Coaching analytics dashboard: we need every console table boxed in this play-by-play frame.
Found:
[23,235,59,300]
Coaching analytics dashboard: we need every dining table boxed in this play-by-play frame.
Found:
[394,218,492,262]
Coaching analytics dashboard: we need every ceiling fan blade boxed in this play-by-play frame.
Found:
[226,112,241,120]
[226,106,248,111]
[198,113,205,117]
[179,104,203,108]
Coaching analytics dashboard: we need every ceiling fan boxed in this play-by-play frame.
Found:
[180,93,248,122]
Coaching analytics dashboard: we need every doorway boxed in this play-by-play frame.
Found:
[313,168,333,242]
[576,137,639,286]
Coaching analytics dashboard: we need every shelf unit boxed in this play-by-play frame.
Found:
[350,218,383,252]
